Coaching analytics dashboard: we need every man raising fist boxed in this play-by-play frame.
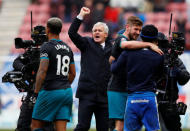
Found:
[68,7,112,131]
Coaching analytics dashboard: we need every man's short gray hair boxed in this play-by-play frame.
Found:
[47,17,62,34]
[92,22,109,34]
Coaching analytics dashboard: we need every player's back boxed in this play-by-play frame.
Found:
[124,48,164,93]
[40,39,74,90]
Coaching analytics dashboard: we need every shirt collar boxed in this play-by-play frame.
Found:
[51,39,62,42]
[100,42,105,49]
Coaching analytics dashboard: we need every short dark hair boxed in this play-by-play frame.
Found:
[126,16,143,26]
[47,17,62,35]
[140,24,158,42]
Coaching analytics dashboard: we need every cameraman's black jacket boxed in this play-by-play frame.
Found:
[159,57,190,101]
[175,58,190,85]
[13,53,28,71]
[68,18,112,103]
[13,48,40,84]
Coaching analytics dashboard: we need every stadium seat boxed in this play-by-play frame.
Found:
[10,46,25,54]
[23,13,39,24]
[123,12,134,20]
[30,13,50,26]
[146,13,158,23]
[156,12,171,23]
[154,21,170,33]
[185,33,190,45]
[39,4,50,13]
[177,3,187,12]
[27,4,40,15]
[69,44,80,52]
[62,23,71,32]
[185,22,190,31]
[18,32,31,40]
[146,12,171,24]
[166,2,187,12]
[19,23,32,34]
[38,0,51,4]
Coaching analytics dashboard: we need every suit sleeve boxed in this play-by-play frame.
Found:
[68,18,87,51]
[111,51,126,73]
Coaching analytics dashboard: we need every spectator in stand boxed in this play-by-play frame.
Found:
[153,0,168,12]
[30,0,38,4]
[117,7,126,30]
[63,0,73,22]
[50,0,61,18]
[91,2,105,26]
[109,0,127,8]
[104,6,119,35]
[72,0,84,17]
[109,0,141,11]
[143,0,154,13]
[169,0,185,2]
[83,0,94,32]
[134,11,146,24]
[103,0,110,6]
[176,12,187,44]
[176,12,187,35]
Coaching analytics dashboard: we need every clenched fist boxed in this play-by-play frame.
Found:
[78,7,90,18]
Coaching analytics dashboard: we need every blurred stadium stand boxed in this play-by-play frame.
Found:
[0,0,29,70]
[5,0,190,55]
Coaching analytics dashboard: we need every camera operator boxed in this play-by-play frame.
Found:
[13,48,39,131]
[157,32,190,131]
[12,25,54,131]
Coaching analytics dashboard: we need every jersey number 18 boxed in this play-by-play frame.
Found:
[56,55,70,76]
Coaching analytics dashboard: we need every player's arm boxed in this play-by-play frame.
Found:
[34,59,49,93]
[120,41,163,55]
[109,38,121,64]
[68,63,76,84]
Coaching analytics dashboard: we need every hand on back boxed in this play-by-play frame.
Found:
[149,43,164,55]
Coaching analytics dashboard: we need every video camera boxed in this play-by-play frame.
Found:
[158,32,185,67]
[15,25,47,49]
[170,32,185,54]
[2,71,30,92]
[2,24,47,92]
[167,32,185,67]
